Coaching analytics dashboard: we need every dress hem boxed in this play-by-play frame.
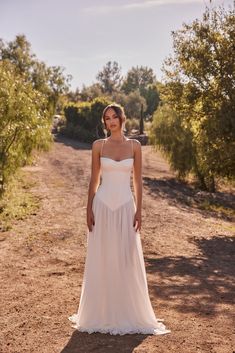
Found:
[68,315,171,336]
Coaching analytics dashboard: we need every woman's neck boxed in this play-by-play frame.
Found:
[108,131,125,142]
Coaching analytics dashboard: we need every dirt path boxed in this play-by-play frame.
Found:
[0,135,234,353]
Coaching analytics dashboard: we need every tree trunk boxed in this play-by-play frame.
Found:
[206,174,216,193]
[140,103,144,135]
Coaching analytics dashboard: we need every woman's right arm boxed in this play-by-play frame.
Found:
[86,140,101,231]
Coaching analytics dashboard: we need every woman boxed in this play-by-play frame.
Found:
[69,103,171,335]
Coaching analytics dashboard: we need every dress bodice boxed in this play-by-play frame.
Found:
[95,157,134,211]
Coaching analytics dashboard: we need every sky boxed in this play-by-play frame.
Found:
[0,0,233,90]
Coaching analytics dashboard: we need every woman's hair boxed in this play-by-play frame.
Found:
[102,103,126,131]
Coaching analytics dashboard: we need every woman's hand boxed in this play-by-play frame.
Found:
[87,208,95,232]
[133,210,142,232]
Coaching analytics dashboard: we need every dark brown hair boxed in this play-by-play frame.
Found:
[102,103,126,130]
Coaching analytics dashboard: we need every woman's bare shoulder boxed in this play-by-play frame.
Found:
[130,138,141,144]
[92,138,106,150]
[128,138,141,149]
[93,138,106,144]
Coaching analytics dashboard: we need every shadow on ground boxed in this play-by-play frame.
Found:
[145,234,235,317]
[54,133,92,151]
[143,176,235,221]
[61,330,154,353]
[61,235,234,352]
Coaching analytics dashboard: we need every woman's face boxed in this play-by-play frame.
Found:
[104,108,123,132]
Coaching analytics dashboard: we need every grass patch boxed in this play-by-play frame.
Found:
[0,171,41,232]
[198,199,235,219]
[218,224,235,233]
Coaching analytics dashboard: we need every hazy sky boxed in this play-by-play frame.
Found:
[0,0,233,90]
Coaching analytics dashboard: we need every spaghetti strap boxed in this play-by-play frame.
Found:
[100,139,106,158]
[131,139,134,158]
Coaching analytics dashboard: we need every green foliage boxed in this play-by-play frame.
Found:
[125,118,140,134]
[124,90,147,119]
[150,105,195,178]
[0,60,53,193]
[0,34,73,196]
[0,170,40,231]
[0,34,72,115]
[121,65,156,94]
[63,97,112,142]
[142,84,160,119]
[110,91,129,111]
[66,63,161,123]
[121,66,160,120]
[79,83,103,102]
[153,5,235,191]
[0,34,35,77]
[108,89,148,134]
[96,61,122,95]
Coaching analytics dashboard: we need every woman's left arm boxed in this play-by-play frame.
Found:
[133,140,142,231]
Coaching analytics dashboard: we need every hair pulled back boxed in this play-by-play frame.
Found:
[102,103,126,131]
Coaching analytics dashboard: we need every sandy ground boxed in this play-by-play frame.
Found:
[0,134,234,353]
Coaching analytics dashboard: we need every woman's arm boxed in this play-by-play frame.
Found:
[86,140,101,231]
[132,140,142,231]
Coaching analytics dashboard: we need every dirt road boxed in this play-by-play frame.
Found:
[0,135,234,353]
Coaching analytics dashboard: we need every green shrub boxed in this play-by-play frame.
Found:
[0,60,52,194]
[62,97,112,142]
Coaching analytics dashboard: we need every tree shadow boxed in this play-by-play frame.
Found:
[143,176,235,221]
[53,133,91,151]
[145,234,235,317]
[60,330,153,353]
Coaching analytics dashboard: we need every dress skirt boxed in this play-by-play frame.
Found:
[68,191,171,335]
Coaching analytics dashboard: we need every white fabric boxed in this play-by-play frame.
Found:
[68,157,171,335]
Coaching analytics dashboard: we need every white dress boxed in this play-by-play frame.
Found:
[68,140,171,335]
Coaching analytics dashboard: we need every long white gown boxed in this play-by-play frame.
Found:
[68,144,171,335]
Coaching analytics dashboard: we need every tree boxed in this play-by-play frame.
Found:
[80,83,103,101]
[0,60,52,194]
[156,5,235,191]
[121,66,160,120]
[125,90,147,120]
[66,87,81,103]
[150,104,197,179]
[96,61,122,94]
[47,65,72,114]
[0,34,72,115]
[63,97,111,142]
[121,65,156,95]
[0,34,35,77]
[142,83,161,119]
